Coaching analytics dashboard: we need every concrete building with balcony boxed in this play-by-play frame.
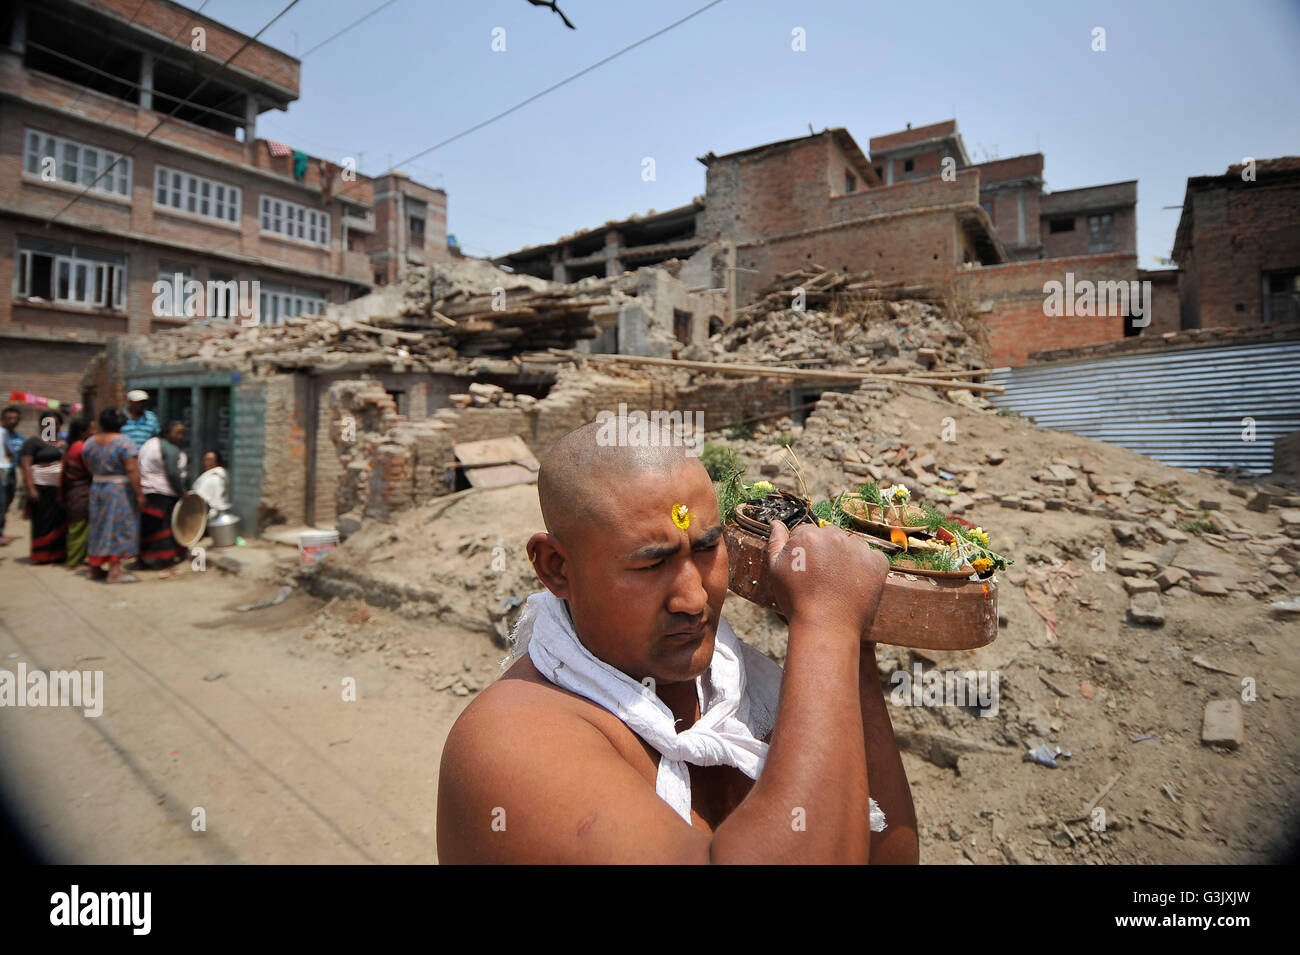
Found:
[493,199,705,284]
[0,0,448,442]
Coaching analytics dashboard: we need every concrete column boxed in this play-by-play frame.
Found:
[9,4,26,54]
[1016,189,1025,246]
[885,160,894,186]
[140,51,155,110]
[550,250,568,284]
[604,230,622,279]
[243,96,259,142]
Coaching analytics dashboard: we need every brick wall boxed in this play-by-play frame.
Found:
[703,134,985,304]
[368,174,450,285]
[246,373,307,527]
[0,336,100,433]
[955,252,1137,366]
[1041,204,1137,259]
[320,365,795,525]
[982,182,1042,253]
[971,154,1043,185]
[1040,181,1138,258]
[0,99,372,343]
[733,205,966,303]
[869,120,957,154]
[1138,269,1181,336]
[86,0,301,94]
[1028,319,1300,365]
[1177,177,1300,327]
[703,137,840,242]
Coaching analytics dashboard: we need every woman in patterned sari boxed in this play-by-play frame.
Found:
[82,407,143,584]
[60,418,94,568]
[19,411,67,564]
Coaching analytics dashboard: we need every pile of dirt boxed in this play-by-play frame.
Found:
[711,382,1300,863]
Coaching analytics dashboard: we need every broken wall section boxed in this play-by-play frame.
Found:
[327,361,796,525]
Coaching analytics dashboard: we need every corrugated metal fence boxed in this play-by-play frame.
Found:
[984,340,1300,474]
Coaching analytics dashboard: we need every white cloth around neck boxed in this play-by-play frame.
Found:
[505,590,884,831]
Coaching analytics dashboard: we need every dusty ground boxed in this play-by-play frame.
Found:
[318,380,1300,864]
[0,525,500,864]
[2,381,1297,863]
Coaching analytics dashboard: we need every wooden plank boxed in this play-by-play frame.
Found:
[453,435,539,488]
[547,350,1006,393]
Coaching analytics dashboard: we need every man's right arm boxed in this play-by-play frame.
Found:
[710,521,887,863]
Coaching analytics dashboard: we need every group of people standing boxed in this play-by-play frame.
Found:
[0,390,229,584]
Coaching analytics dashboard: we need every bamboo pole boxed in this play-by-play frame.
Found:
[546,350,1006,394]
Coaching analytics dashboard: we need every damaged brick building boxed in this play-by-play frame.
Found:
[1172,157,1300,329]
[496,119,1151,367]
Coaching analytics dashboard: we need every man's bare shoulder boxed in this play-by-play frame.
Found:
[437,654,704,863]
[443,653,646,772]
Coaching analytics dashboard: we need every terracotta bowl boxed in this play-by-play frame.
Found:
[723,523,998,651]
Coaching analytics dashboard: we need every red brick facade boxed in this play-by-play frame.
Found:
[954,253,1138,367]
[1172,159,1300,328]
[702,133,995,303]
[0,0,447,417]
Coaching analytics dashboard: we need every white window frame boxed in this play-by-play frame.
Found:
[257,283,327,327]
[16,244,126,311]
[24,129,131,199]
[259,195,330,248]
[154,165,241,225]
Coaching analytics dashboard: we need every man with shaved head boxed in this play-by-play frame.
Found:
[437,417,918,864]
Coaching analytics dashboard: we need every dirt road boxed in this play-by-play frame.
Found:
[0,527,486,864]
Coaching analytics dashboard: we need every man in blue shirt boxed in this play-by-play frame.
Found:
[0,405,23,545]
[121,389,160,452]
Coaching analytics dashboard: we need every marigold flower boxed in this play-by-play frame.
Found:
[671,504,693,530]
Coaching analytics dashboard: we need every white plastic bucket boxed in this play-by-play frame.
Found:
[298,529,340,565]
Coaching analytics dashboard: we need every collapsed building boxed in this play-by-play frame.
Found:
[87,258,771,533]
[73,111,1299,534]
[496,120,1152,368]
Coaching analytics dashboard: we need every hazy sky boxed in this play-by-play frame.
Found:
[208,0,1300,265]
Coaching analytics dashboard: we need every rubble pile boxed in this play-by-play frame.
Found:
[302,358,1300,863]
[712,265,988,372]
[126,309,460,371]
[398,262,646,356]
[693,385,1300,862]
[129,259,638,369]
[447,383,538,411]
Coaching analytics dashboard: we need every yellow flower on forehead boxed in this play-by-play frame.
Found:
[671,503,694,531]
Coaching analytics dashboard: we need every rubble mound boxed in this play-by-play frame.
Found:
[712,265,988,372]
